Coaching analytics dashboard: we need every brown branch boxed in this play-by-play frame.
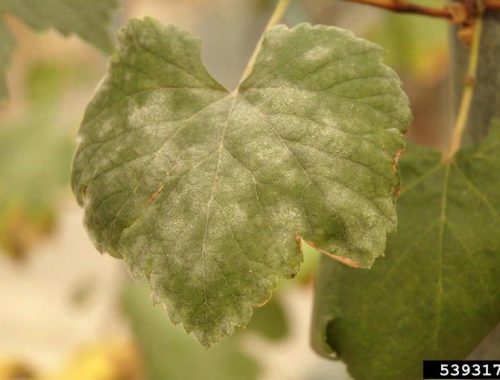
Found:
[343,0,500,21]
[345,0,452,19]
[484,0,500,10]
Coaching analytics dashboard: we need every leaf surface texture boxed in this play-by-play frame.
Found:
[72,18,411,346]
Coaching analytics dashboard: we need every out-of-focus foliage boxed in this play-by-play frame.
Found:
[0,19,14,99]
[0,0,118,99]
[122,282,260,380]
[246,295,288,342]
[369,13,447,81]
[0,0,118,52]
[0,63,77,259]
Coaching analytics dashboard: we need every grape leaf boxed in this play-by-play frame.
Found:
[311,120,500,380]
[0,17,15,100]
[1,0,118,52]
[72,18,411,346]
[123,282,260,380]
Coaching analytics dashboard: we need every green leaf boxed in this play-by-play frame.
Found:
[0,62,76,257]
[311,121,500,380]
[246,295,289,341]
[122,282,260,380]
[0,108,73,258]
[72,18,411,346]
[0,17,15,100]
[368,12,447,76]
[1,0,118,52]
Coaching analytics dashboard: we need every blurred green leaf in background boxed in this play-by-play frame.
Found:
[0,18,15,99]
[0,62,87,258]
[369,12,447,81]
[123,282,261,380]
[0,0,118,99]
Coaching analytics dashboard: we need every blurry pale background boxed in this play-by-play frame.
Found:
[0,0,453,379]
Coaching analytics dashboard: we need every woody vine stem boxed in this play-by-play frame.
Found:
[444,17,483,161]
[343,0,500,19]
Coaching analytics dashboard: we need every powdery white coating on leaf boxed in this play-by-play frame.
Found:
[71,18,411,346]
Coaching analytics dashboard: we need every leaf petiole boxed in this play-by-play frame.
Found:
[443,17,483,162]
[236,0,292,92]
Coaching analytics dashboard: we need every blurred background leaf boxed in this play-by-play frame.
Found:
[369,13,447,80]
[1,0,118,53]
[0,62,78,259]
[246,295,288,342]
[122,282,260,380]
[0,18,15,100]
[0,0,118,99]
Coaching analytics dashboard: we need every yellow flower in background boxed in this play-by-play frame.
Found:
[0,341,141,380]
[48,341,142,380]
